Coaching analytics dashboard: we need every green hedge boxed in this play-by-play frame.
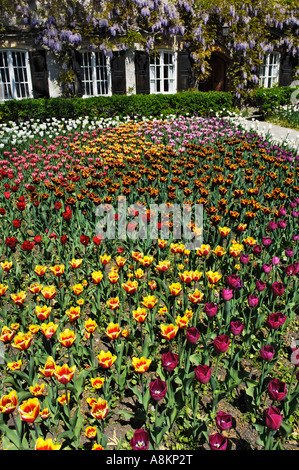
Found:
[0,91,234,123]
[252,86,293,116]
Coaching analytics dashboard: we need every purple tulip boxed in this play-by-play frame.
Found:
[186,327,200,344]
[272,282,285,297]
[272,256,280,265]
[222,288,233,301]
[248,294,259,308]
[278,220,287,229]
[209,432,227,450]
[267,379,287,402]
[285,249,294,258]
[240,254,249,264]
[266,312,287,330]
[161,351,179,371]
[268,221,278,230]
[262,264,272,273]
[204,302,218,317]
[262,237,272,246]
[256,280,266,291]
[265,406,283,430]
[213,335,230,353]
[216,410,233,431]
[149,378,167,402]
[194,364,211,384]
[252,244,262,256]
[130,429,150,450]
[230,320,244,336]
[226,274,244,290]
[260,345,275,361]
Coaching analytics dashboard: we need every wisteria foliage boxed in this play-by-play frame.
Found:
[0,0,299,100]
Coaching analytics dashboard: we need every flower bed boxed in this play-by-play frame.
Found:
[0,114,298,450]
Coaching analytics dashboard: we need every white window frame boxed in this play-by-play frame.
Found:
[150,50,177,94]
[80,51,112,97]
[259,52,281,89]
[0,49,33,101]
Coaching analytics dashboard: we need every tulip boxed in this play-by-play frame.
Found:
[133,307,147,323]
[130,429,150,450]
[105,322,122,340]
[0,390,18,414]
[41,285,56,300]
[204,302,218,317]
[85,426,97,440]
[141,295,157,309]
[65,306,81,323]
[219,226,230,237]
[97,350,117,369]
[39,356,56,378]
[156,260,170,272]
[18,398,40,423]
[216,410,233,431]
[260,345,275,361]
[132,356,151,374]
[175,315,189,329]
[54,364,76,384]
[206,270,222,284]
[149,378,167,402]
[90,377,105,390]
[266,312,287,330]
[248,294,259,308]
[49,265,65,277]
[222,289,233,301]
[194,364,212,384]
[11,291,26,306]
[12,331,32,351]
[209,432,227,450]
[186,327,200,344]
[213,335,230,353]
[267,379,287,402]
[90,398,109,420]
[230,320,244,336]
[34,305,51,321]
[91,271,103,284]
[70,258,83,269]
[271,282,285,297]
[265,406,283,430]
[256,280,266,291]
[161,351,179,371]
[122,280,138,294]
[35,437,61,450]
[160,323,179,340]
[40,322,58,339]
[0,326,15,343]
[72,284,84,296]
[188,288,204,304]
[169,282,182,296]
[58,328,76,348]
[106,297,120,310]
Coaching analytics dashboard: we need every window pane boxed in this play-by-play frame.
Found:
[12,51,30,98]
[0,52,12,99]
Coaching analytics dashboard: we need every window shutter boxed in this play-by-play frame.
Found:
[71,50,83,97]
[135,51,150,94]
[29,49,49,98]
[111,51,126,95]
[279,53,293,87]
[177,51,193,92]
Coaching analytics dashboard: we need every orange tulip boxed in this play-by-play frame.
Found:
[237,223,247,232]
[196,244,211,256]
[18,397,40,423]
[85,426,97,439]
[169,283,182,296]
[40,408,50,419]
[106,297,120,310]
[92,443,104,450]
[141,295,158,309]
[85,318,98,334]
[34,265,47,277]
[65,306,81,323]
[57,393,70,406]
[97,350,117,369]
[175,315,189,329]
[35,437,61,450]
[160,323,179,340]
[91,398,109,420]
[0,325,15,343]
[0,284,8,297]
[35,305,52,321]
[115,256,126,267]
[91,271,103,284]
[139,255,153,267]
[132,356,151,374]
[178,271,194,284]
[39,356,56,378]
[1,261,12,272]
[218,226,231,237]
[105,322,122,340]
[49,265,65,277]
[90,377,105,390]
[29,383,46,397]
[206,270,222,284]
[12,331,32,351]
[133,307,147,323]
[0,390,18,414]
[40,322,58,339]
[11,291,26,306]
[7,360,22,371]
[58,328,76,348]
[158,239,168,248]
[29,324,40,335]
[134,268,144,279]
[54,363,76,384]
[229,243,244,258]
[100,254,111,265]
[212,246,226,257]
[156,260,170,272]
[243,236,257,246]
[131,251,143,262]
[41,285,56,300]
[122,280,138,294]
[70,258,83,269]
[72,284,84,295]
[188,289,204,304]
[108,271,119,284]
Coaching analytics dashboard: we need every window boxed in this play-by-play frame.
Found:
[150,51,176,94]
[0,50,32,100]
[259,52,281,88]
[80,51,111,97]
